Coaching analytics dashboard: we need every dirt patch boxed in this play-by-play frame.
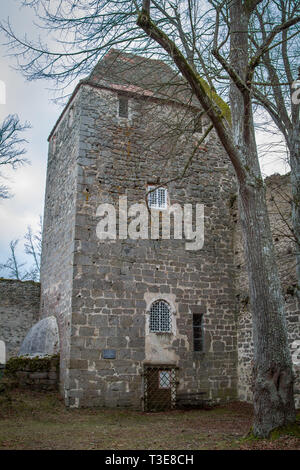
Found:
[0,390,299,450]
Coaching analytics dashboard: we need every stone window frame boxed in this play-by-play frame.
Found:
[147,185,169,210]
[149,299,172,333]
[145,294,177,336]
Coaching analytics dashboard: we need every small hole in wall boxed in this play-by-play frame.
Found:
[118,96,128,118]
[68,106,74,127]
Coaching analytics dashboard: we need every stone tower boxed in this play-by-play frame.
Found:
[40,49,238,409]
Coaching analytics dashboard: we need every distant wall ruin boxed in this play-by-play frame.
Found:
[0,279,40,360]
[236,174,300,408]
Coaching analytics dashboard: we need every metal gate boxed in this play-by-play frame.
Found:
[143,365,177,412]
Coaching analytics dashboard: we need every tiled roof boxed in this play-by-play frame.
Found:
[88,48,198,106]
[48,49,200,140]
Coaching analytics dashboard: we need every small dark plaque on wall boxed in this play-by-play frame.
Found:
[102,349,116,359]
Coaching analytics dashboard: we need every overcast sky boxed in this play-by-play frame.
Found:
[0,1,290,278]
[0,2,67,276]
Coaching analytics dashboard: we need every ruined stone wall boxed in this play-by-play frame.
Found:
[3,354,59,391]
[64,83,238,408]
[0,279,40,360]
[40,92,81,395]
[235,174,300,408]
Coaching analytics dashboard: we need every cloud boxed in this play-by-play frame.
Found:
[0,4,62,271]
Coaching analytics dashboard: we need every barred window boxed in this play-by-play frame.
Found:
[149,300,172,333]
[147,186,168,210]
[193,313,204,351]
[159,370,171,389]
[118,96,128,118]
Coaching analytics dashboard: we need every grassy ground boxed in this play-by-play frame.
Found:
[0,390,299,450]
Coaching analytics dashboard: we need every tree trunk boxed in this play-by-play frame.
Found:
[239,180,295,436]
[137,0,296,437]
[290,124,300,297]
[229,0,295,437]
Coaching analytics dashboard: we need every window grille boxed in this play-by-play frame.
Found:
[147,186,168,210]
[149,300,172,333]
[159,370,171,389]
[193,313,204,351]
[144,366,177,411]
[118,96,128,118]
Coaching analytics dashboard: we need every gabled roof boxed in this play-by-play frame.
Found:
[48,49,200,140]
[88,48,197,105]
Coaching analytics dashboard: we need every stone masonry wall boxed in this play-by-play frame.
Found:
[236,174,300,408]
[40,91,81,396]
[3,355,59,391]
[0,279,40,360]
[64,83,238,408]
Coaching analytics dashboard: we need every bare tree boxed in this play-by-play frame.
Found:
[0,114,30,198]
[1,0,299,436]
[137,0,298,437]
[248,0,300,296]
[24,216,42,281]
[0,218,42,281]
[0,239,28,280]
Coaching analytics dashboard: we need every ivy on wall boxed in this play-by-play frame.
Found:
[4,354,59,375]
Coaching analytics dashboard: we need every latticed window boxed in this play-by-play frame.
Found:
[193,313,204,351]
[147,186,168,210]
[144,366,177,411]
[159,370,171,389]
[118,96,128,118]
[149,300,172,333]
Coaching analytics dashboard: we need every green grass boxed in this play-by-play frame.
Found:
[0,390,299,450]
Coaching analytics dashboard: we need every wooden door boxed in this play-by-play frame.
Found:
[145,367,174,411]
